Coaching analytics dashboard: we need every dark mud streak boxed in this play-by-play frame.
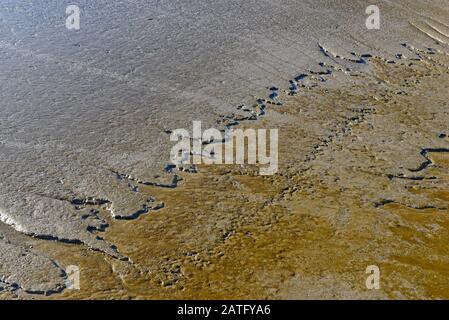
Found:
[374,199,395,208]
[140,175,182,189]
[402,43,449,70]
[114,202,165,220]
[318,43,367,66]
[0,253,67,296]
[30,232,128,261]
[31,234,83,245]
[0,279,65,296]
[409,148,449,172]
[71,198,110,206]
[113,170,182,189]
[387,174,437,181]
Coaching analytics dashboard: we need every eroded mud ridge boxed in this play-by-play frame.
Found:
[1,45,448,298]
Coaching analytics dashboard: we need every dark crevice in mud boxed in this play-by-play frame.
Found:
[0,279,19,295]
[209,91,278,138]
[373,199,395,208]
[34,192,112,212]
[310,63,333,75]
[114,202,165,220]
[81,209,109,233]
[113,169,183,189]
[199,48,382,183]
[402,43,449,70]
[409,159,433,173]
[71,197,110,206]
[408,159,432,172]
[164,164,177,173]
[275,47,449,214]
[140,175,182,189]
[409,148,449,172]
[86,221,109,233]
[288,80,299,96]
[23,286,65,296]
[318,43,369,66]
[13,172,170,262]
[31,234,83,245]
[0,246,67,296]
[215,105,262,129]
[113,196,165,221]
[90,245,129,261]
[0,279,65,297]
[29,231,129,261]
[387,174,437,181]
[176,165,198,173]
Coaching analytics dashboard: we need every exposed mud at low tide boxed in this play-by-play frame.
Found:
[2,0,449,297]
[2,49,448,299]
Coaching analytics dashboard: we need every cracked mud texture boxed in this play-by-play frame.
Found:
[1,0,449,298]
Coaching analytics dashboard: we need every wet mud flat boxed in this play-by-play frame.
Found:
[2,0,449,298]
[2,48,449,299]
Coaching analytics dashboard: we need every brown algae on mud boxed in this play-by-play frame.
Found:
[4,50,449,299]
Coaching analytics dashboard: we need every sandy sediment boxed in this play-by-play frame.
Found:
[2,46,448,299]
